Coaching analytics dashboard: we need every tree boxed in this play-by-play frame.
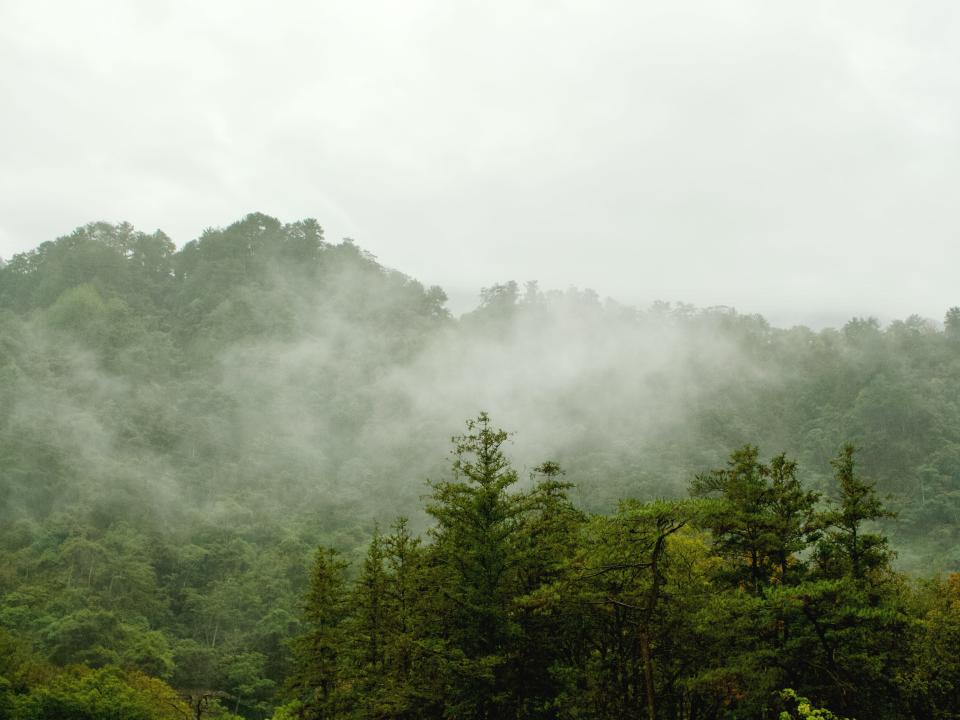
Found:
[798,445,905,718]
[345,530,388,717]
[691,447,818,594]
[421,414,583,720]
[815,445,894,582]
[765,453,821,586]
[510,462,584,719]
[12,665,192,720]
[899,573,960,720]
[425,413,524,719]
[354,530,388,676]
[376,517,436,720]
[945,306,960,342]
[576,500,689,720]
[286,548,348,720]
[776,688,846,720]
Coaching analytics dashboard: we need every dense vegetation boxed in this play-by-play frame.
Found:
[279,415,960,720]
[0,214,958,718]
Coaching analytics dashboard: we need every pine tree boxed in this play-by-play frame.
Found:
[765,453,821,587]
[692,448,821,591]
[799,445,905,718]
[287,547,348,720]
[347,530,388,717]
[816,444,895,581]
[424,413,525,720]
[379,517,434,719]
[510,461,583,719]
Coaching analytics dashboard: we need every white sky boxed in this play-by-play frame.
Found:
[1,0,958,326]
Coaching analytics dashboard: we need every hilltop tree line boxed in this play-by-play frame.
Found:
[0,214,958,716]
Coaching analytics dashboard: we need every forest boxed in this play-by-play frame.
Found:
[0,214,958,719]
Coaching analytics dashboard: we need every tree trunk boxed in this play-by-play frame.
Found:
[640,628,655,720]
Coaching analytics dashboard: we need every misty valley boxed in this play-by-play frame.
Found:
[0,214,959,719]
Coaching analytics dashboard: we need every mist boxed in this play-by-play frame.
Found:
[1,214,954,538]
[0,220,766,526]
[3,1,960,328]
[3,0,960,714]
[1,214,958,717]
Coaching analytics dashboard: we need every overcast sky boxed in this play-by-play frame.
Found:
[1,1,958,326]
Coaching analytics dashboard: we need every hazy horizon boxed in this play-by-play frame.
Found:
[0,213,946,331]
[3,1,958,327]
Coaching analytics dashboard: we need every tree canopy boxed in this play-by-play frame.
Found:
[0,215,958,718]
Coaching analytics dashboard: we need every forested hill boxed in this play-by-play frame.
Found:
[1,213,958,554]
[0,213,959,717]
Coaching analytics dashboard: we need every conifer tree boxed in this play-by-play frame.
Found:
[692,446,818,593]
[287,548,348,720]
[510,461,583,719]
[799,445,905,718]
[425,412,523,720]
[347,530,388,716]
[816,444,895,581]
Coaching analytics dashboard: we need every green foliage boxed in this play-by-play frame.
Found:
[899,573,960,719]
[816,444,895,581]
[0,657,190,720]
[776,688,845,720]
[275,418,931,720]
[287,548,349,719]
[691,447,820,592]
[2,214,960,717]
[423,414,545,719]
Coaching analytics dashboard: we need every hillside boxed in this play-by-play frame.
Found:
[0,213,958,718]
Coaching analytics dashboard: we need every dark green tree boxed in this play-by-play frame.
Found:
[691,447,819,594]
[509,462,584,719]
[816,444,895,581]
[425,413,524,720]
[286,548,348,720]
[798,446,905,718]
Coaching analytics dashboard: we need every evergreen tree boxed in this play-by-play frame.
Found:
[425,413,524,720]
[799,446,905,718]
[816,444,895,581]
[576,500,690,720]
[691,446,818,594]
[347,530,388,716]
[378,517,437,720]
[510,462,584,719]
[286,548,348,720]
[765,453,821,587]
